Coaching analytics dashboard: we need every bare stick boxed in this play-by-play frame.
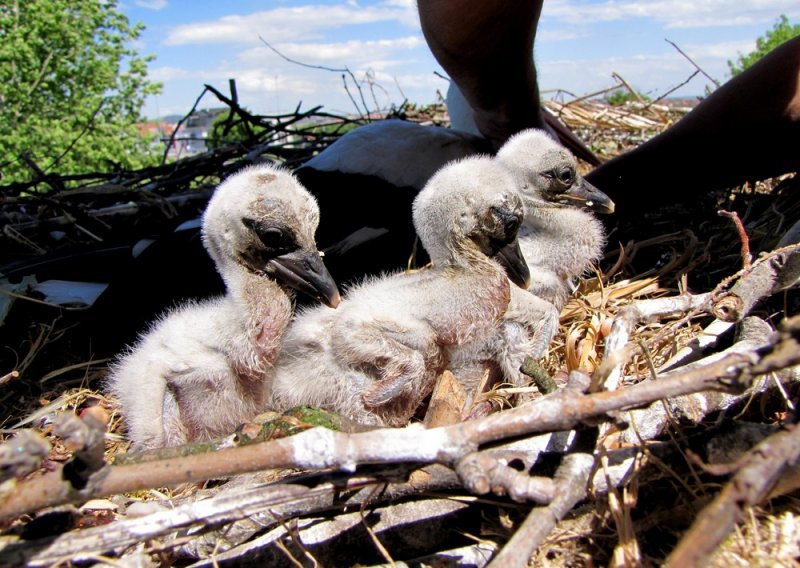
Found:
[597,292,713,391]
[0,344,774,521]
[258,35,369,118]
[648,70,700,109]
[161,86,211,164]
[0,468,431,566]
[341,73,366,120]
[711,243,800,322]
[487,429,597,567]
[665,38,721,88]
[611,72,664,122]
[665,423,800,567]
[0,370,20,386]
[0,430,50,484]
[719,209,752,269]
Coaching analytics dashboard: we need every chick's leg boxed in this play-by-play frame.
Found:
[332,321,439,417]
[497,288,561,384]
[164,367,264,445]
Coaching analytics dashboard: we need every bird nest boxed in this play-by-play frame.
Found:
[0,96,799,567]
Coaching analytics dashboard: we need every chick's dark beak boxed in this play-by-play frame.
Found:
[269,250,341,308]
[494,239,531,289]
[564,178,615,214]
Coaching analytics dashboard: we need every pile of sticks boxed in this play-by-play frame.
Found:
[1,89,799,566]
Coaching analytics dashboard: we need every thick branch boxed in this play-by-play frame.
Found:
[0,465,460,566]
[665,423,800,567]
[0,340,783,521]
[487,429,597,567]
[597,293,712,391]
[712,243,800,322]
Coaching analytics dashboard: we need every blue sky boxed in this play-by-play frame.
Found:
[121,1,800,119]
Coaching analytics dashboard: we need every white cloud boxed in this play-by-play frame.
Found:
[678,39,755,59]
[544,0,800,29]
[149,66,192,81]
[135,0,167,9]
[164,3,416,46]
[233,69,320,95]
[537,38,753,98]
[144,1,800,119]
[238,36,425,66]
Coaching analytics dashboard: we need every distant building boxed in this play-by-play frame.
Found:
[136,121,177,147]
[167,108,228,159]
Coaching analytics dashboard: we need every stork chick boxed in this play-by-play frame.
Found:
[451,130,615,389]
[106,164,340,451]
[271,156,530,426]
[498,129,615,310]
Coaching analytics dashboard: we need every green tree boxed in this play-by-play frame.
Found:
[0,0,162,185]
[728,15,800,76]
[604,88,649,106]
[207,110,266,150]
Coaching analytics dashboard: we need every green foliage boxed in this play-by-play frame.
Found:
[603,88,649,106]
[728,15,800,76]
[207,110,266,150]
[0,0,162,185]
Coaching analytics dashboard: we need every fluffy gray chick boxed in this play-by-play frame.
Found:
[451,130,615,390]
[271,156,529,426]
[106,164,340,451]
[498,129,615,310]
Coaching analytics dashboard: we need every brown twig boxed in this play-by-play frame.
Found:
[0,466,457,566]
[0,337,780,522]
[456,451,556,504]
[0,430,50,484]
[487,429,598,567]
[719,209,752,269]
[665,423,800,566]
[0,370,20,386]
[648,70,700,109]
[258,34,369,119]
[612,72,665,122]
[160,86,211,165]
[711,243,800,322]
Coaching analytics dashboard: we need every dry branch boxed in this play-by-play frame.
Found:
[0,465,461,566]
[665,38,721,88]
[712,243,800,323]
[487,429,597,568]
[666,423,800,566]
[4,314,798,523]
[0,430,50,485]
[598,292,712,392]
[610,316,778,445]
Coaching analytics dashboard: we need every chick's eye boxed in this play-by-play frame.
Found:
[542,167,576,193]
[557,167,575,185]
[242,218,293,251]
[257,227,287,247]
[490,206,521,243]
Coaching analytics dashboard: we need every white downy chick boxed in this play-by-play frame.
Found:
[498,129,615,310]
[106,164,340,450]
[271,156,529,426]
[451,129,615,389]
